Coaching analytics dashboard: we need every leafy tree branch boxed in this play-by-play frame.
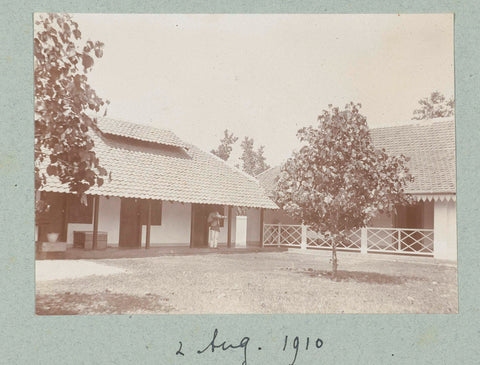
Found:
[275,103,413,277]
[35,13,108,199]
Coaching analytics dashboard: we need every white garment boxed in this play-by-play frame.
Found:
[209,228,219,248]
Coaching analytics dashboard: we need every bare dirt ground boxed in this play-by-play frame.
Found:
[35,259,126,281]
[35,251,457,315]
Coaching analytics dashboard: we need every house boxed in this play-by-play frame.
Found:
[256,117,457,261]
[36,117,277,249]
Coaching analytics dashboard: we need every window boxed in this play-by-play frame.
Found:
[141,200,162,225]
[68,195,93,224]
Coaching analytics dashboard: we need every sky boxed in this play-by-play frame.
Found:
[73,14,454,167]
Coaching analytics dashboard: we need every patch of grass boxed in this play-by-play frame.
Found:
[36,292,175,315]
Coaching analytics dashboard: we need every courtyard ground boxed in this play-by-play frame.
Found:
[35,250,457,315]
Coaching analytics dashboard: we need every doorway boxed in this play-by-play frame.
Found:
[36,192,68,242]
[119,198,142,247]
[190,204,209,247]
[190,204,225,248]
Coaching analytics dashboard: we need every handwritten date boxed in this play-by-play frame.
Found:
[176,328,323,365]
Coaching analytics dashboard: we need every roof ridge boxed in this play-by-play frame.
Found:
[371,117,454,130]
[206,150,260,185]
[98,116,177,134]
[96,116,188,149]
[255,166,279,178]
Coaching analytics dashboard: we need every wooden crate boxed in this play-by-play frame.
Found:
[73,231,108,250]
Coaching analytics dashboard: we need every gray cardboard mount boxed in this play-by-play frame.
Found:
[1,1,479,364]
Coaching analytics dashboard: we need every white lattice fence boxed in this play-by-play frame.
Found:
[263,224,280,246]
[366,228,434,255]
[263,224,434,256]
[306,229,331,249]
[306,228,361,251]
[342,229,362,250]
[263,224,302,247]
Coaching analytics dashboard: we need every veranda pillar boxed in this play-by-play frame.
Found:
[433,199,457,261]
[260,208,264,248]
[146,200,152,249]
[227,206,232,248]
[92,195,100,249]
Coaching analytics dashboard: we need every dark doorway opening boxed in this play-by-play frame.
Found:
[395,202,425,252]
[119,198,142,248]
[190,204,209,248]
[36,192,69,242]
[190,204,225,248]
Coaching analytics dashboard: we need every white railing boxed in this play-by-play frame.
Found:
[263,224,302,248]
[366,227,434,255]
[263,224,434,256]
[305,228,361,251]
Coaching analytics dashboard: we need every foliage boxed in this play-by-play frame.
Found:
[238,137,270,176]
[34,13,108,195]
[211,130,270,176]
[35,199,50,215]
[275,103,413,276]
[211,129,238,161]
[412,91,454,120]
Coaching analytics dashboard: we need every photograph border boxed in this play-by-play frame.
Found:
[1,1,479,364]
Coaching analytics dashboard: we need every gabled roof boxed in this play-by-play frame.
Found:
[370,118,455,195]
[97,117,187,149]
[257,118,456,197]
[42,118,277,209]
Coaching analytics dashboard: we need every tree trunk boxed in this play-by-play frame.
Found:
[331,237,338,279]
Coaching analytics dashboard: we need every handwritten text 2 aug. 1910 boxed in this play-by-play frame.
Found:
[176,328,323,365]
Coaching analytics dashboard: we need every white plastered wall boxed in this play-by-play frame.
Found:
[217,207,262,246]
[65,196,121,245]
[98,196,121,245]
[433,199,457,261]
[141,202,191,247]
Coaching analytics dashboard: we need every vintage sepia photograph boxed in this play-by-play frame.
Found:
[34,13,456,315]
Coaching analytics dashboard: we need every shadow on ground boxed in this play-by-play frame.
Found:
[36,292,175,315]
[286,267,426,284]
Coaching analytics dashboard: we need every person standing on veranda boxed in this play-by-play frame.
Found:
[207,210,226,248]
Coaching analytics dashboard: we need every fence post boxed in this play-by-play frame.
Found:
[277,224,281,246]
[360,227,368,254]
[397,229,401,251]
[301,224,307,250]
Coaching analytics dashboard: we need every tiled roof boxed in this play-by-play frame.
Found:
[96,117,187,149]
[42,119,277,209]
[370,118,455,194]
[258,118,456,196]
[256,166,282,197]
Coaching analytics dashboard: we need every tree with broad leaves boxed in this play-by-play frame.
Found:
[275,103,413,277]
[238,136,270,176]
[211,129,238,161]
[412,91,454,120]
[34,13,108,206]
